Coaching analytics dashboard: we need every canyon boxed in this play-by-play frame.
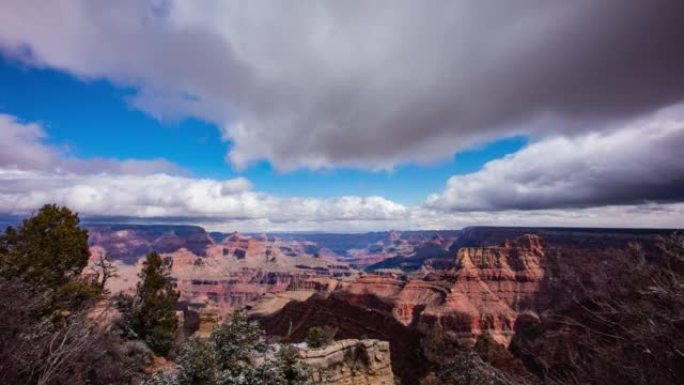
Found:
[85,224,675,384]
[86,225,462,316]
[88,227,354,318]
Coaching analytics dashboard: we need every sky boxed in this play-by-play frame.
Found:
[0,0,683,231]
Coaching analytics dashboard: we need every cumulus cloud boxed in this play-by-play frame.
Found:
[1,1,682,170]
[427,105,684,211]
[0,115,57,170]
[0,114,409,229]
[1,2,684,228]
[0,169,406,223]
[4,166,683,232]
[1,112,682,230]
[0,114,183,175]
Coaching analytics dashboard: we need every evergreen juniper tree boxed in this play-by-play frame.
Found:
[130,251,180,356]
[0,204,90,287]
[0,204,98,312]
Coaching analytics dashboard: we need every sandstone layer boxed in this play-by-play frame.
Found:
[337,234,548,346]
[88,228,356,319]
[298,339,394,385]
[418,234,548,345]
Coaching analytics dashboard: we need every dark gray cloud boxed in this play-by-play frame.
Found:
[1,0,683,171]
[3,113,684,230]
[427,105,684,211]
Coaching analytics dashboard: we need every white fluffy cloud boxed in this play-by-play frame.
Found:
[0,114,409,229]
[0,169,406,223]
[2,113,682,231]
[0,115,57,170]
[427,105,684,211]
[4,167,683,232]
[1,1,682,171]
[0,114,182,175]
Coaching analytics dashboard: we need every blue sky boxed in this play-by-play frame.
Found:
[0,1,682,231]
[0,55,527,205]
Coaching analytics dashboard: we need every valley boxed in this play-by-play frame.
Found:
[85,224,677,384]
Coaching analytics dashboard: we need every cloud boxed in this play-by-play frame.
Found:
[0,169,408,226]
[0,114,57,170]
[427,105,684,211]
[4,166,684,232]
[0,114,409,228]
[1,1,682,170]
[1,112,683,231]
[410,203,684,232]
[3,113,681,231]
[0,113,183,175]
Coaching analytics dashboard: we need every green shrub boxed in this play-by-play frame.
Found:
[178,337,217,385]
[305,326,337,349]
[146,312,312,385]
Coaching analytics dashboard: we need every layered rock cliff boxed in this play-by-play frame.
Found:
[87,225,214,263]
[418,234,548,345]
[335,235,549,346]
[299,339,394,385]
[88,229,357,318]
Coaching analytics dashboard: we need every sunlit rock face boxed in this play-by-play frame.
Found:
[418,234,548,345]
[87,225,671,348]
[334,235,549,346]
[298,339,395,385]
[170,232,354,317]
[87,226,357,318]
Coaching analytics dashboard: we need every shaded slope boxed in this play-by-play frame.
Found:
[257,294,429,385]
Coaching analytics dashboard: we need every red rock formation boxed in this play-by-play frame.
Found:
[88,226,553,347]
[338,275,404,312]
[419,234,548,345]
[392,280,449,326]
[90,230,358,318]
[87,225,213,262]
[333,235,548,346]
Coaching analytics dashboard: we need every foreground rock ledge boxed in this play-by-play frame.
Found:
[299,339,395,385]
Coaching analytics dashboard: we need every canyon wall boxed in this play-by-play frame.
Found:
[89,225,667,343]
[337,234,548,345]
[418,234,548,345]
[88,228,357,318]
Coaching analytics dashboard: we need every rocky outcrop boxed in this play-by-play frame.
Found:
[87,225,213,263]
[196,308,220,338]
[258,295,428,385]
[415,234,548,345]
[299,339,394,385]
[333,235,549,346]
[391,280,450,327]
[173,258,351,317]
[338,275,405,313]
